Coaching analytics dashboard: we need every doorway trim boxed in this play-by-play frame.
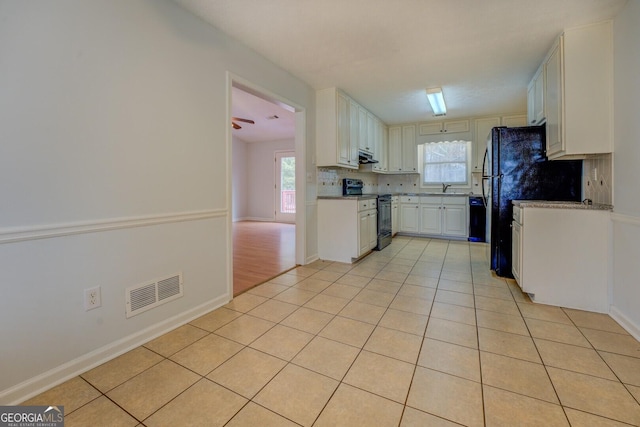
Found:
[274,150,296,223]
[226,73,307,298]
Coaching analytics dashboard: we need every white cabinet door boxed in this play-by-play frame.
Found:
[336,92,352,166]
[442,204,467,237]
[401,125,417,172]
[349,98,360,162]
[400,204,419,233]
[419,204,441,234]
[359,106,369,152]
[367,112,376,155]
[512,220,521,284]
[527,81,536,126]
[418,120,469,135]
[373,121,387,172]
[387,126,402,172]
[545,39,563,157]
[359,210,370,256]
[391,199,398,236]
[502,115,528,127]
[527,65,545,126]
[444,120,470,133]
[368,211,378,249]
[474,117,500,171]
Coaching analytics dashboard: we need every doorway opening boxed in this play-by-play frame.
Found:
[275,151,295,223]
[229,79,304,296]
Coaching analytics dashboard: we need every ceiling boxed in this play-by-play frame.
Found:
[176,0,626,138]
[231,86,296,143]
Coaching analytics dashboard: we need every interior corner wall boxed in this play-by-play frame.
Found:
[0,0,315,403]
[610,0,640,337]
[232,136,249,221]
[246,139,295,221]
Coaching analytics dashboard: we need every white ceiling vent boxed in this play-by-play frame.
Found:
[126,273,183,318]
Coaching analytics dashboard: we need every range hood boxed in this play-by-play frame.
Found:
[358,150,379,164]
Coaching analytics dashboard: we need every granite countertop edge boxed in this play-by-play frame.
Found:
[317,195,378,200]
[318,192,475,200]
[512,200,613,211]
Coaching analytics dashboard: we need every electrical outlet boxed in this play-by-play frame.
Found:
[84,286,101,311]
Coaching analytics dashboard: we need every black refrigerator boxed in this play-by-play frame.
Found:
[483,126,582,278]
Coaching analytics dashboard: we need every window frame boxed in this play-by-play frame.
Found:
[419,140,472,188]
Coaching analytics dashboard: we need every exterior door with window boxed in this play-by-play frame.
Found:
[275,151,296,223]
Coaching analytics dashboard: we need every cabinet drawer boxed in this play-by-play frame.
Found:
[420,196,442,205]
[443,196,467,206]
[400,196,418,204]
[358,199,377,211]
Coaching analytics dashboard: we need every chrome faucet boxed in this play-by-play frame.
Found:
[442,183,452,193]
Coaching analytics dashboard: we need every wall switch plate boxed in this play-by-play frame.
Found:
[84,286,102,311]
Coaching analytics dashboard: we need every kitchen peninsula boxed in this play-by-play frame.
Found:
[512,200,613,312]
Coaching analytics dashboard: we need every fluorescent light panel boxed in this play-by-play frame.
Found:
[426,87,447,116]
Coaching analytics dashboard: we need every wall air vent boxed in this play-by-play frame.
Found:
[125,273,183,318]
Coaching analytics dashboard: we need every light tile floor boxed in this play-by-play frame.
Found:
[23,237,640,426]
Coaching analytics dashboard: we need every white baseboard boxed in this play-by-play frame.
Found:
[610,305,640,342]
[305,254,320,265]
[0,294,230,405]
[240,217,275,222]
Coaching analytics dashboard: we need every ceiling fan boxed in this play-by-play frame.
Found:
[231,117,255,130]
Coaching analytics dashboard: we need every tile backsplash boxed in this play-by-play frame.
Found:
[376,174,422,193]
[317,168,379,196]
[317,156,613,205]
[583,154,612,205]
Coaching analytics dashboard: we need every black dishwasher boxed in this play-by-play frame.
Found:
[468,196,486,242]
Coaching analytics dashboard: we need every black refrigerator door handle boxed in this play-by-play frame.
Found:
[482,177,487,207]
[482,148,488,177]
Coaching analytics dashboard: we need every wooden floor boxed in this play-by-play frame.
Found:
[233,221,296,295]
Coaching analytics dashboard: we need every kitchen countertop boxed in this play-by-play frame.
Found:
[317,195,378,200]
[400,193,471,197]
[512,200,613,211]
[318,192,474,200]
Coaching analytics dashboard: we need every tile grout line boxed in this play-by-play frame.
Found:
[512,285,571,426]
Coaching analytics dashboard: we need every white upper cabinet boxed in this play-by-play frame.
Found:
[316,88,385,168]
[349,98,360,161]
[401,125,418,172]
[373,120,388,172]
[316,88,358,168]
[527,64,545,126]
[502,115,528,128]
[387,125,418,173]
[388,126,403,172]
[544,21,613,159]
[418,120,470,135]
[359,106,370,153]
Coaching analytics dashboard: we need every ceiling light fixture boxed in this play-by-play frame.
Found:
[426,87,447,116]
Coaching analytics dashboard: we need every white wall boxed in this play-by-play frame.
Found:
[232,136,249,221]
[246,139,295,220]
[0,0,315,403]
[610,0,640,338]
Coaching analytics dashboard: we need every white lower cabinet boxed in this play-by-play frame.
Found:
[419,199,441,234]
[513,204,611,313]
[399,196,420,233]
[511,218,522,284]
[359,207,378,255]
[442,201,468,237]
[318,198,377,263]
[399,196,468,238]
